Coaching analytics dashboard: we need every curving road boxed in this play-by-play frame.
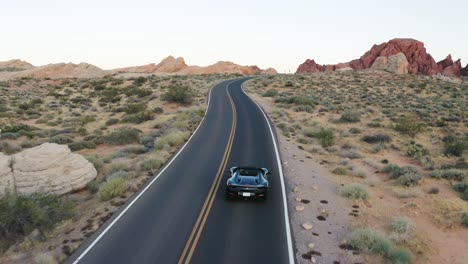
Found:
[68,78,294,264]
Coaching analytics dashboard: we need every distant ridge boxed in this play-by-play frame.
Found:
[0,56,277,80]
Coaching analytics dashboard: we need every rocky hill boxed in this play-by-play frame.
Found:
[0,62,108,80]
[296,38,468,76]
[113,56,277,75]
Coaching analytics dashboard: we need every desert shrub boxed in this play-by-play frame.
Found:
[86,155,104,172]
[427,187,439,194]
[340,184,369,200]
[382,164,401,178]
[153,107,164,114]
[387,248,412,264]
[310,128,335,148]
[349,127,362,134]
[124,103,147,114]
[105,118,119,126]
[294,104,313,113]
[345,228,412,264]
[107,161,129,175]
[332,167,348,175]
[341,148,363,159]
[362,134,392,144]
[389,217,415,238]
[34,253,58,264]
[154,129,190,150]
[68,141,96,151]
[0,124,33,133]
[262,89,278,97]
[442,135,467,157]
[162,85,194,104]
[394,117,426,138]
[397,173,421,187]
[120,111,154,124]
[103,128,140,145]
[284,81,293,87]
[112,145,145,158]
[0,192,74,251]
[345,228,391,256]
[132,76,147,86]
[0,132,21,140]
[49,134,74,144]
[462,212,468,227]
[98,178,128,201]
[105,171,131,181]
[87,180,101,194]
[340,110,361,123]
[275,96,316,106]
[140,158,164,171]
[406,143,429,160]
[453,181,468,193]
[430,169,466,181]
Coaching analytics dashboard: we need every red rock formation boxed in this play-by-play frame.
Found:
[296,59,325,73]
[462,64,468,76]
[296,38,464,76]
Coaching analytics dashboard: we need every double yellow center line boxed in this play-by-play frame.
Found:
[177,83,237,264]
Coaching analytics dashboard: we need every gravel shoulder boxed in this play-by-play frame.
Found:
[249,93,366,264]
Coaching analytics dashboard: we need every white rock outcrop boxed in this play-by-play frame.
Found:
[0,143,97,196]
[370,52,409,74]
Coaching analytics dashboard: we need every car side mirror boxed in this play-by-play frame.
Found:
[267,172,272,175]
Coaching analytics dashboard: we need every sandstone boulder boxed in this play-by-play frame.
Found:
[10,143,97,195]
[0,153,14,195]
[371,53,409,74]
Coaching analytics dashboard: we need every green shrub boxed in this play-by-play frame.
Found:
[340,184,369,200]
[49,134,74,144]
[407,143,429,160]
[105,118,119,126]
[98,178,128,201]
[389,217,415,237]
[105,171,131,181]
[68,141,96,151]
[154,130,189,150]
[310,128,335,148]
[274,96,316,106]
[294,104,313,113]
[262,89,278,97]
[86,155,104,172]
[0,132,21,140]
[442,135,467,157]
[387,248,412,264]
[346,228,412,264]
[340,110,361,123]
[397,173,421,187]
[394,117,426,138]
[349,127,362,134]
[153,107,164,114]
[103,128,140,145]
[124,103,147,114]
[431,169,466,181]
[362,134,392,144]
[107,161,129,174]
[346,228,390,254]
[120,111,154,124]
[162,85,194,104]
[140,158,163,171]
[0,192,74,251]
[332,167,348,175]
[87,180,101,194]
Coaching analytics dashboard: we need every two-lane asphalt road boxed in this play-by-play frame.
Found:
[68,78,294,264]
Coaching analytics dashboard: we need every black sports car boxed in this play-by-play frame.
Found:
[225,166,270,199]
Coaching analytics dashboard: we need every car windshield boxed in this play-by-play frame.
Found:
[238,168,261,176]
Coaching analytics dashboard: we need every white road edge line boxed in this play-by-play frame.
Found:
[72,81,220,264]
[241,81,295,264]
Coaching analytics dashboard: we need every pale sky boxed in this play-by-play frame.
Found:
[1,0,466,73]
